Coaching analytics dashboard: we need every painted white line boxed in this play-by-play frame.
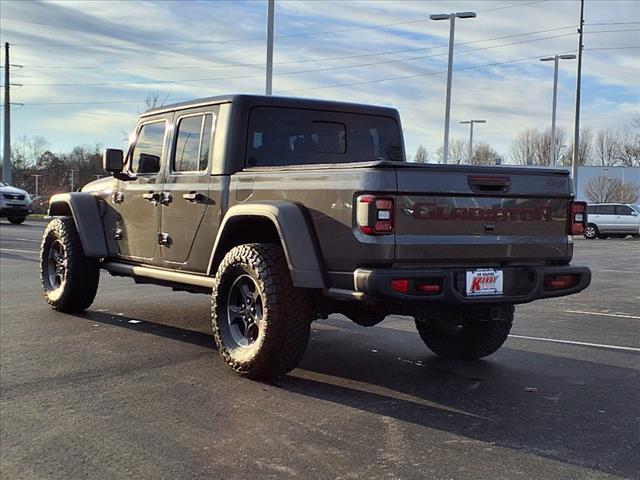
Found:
[595,269,640,274]
[0,248,38,254]
[13,238,41,243]
[509,334,640,353]
[565,310,640,320]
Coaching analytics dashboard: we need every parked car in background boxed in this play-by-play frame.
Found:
[0,181,32,224]
[584,203,640,239]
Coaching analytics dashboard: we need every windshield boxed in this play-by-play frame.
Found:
[631,204,640,213]
[0,181,7,187]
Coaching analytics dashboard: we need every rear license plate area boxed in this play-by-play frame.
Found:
[466,269,503,296]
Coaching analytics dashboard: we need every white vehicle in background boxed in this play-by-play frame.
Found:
[0,181,33,225]
[584,203,640,239]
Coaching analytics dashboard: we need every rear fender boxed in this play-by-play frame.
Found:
[207,201,327,288]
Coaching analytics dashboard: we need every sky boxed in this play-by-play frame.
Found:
[0,0,638,162]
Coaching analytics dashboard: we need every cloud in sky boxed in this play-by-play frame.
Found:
[0,0,638,160]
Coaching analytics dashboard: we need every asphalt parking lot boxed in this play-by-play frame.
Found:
[1,220,638,480]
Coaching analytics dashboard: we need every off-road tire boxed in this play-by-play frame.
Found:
[583,224,598,239]
[415,307,514,360]
[8,216,26,224]
[211,243,313,379]
[40,217,100,312]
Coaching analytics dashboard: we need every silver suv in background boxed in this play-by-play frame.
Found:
[0,181,32,225]
[584,203,640,239]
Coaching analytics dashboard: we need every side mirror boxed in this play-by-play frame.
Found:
[103,148,124,173]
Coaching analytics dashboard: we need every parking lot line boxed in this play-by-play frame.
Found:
[509,334,640,352]
[565,310,640,320]
[0,248,39,255]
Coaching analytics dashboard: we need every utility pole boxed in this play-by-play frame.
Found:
[3,42,11,184]
[32,174,41,197]
[265,0,275,96]
[460,119,486,163]
[572,0,585,197]
[68,170,77,192]
[430,11,476,164]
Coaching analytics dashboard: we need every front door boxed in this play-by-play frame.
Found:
[114,116,170,262]
[159,108,219,268]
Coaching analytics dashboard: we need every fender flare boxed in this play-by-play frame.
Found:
[48,193,109,257]
[208,201,327,289]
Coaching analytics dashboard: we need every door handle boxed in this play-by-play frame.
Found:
[142,192,160,205]
[183,192,204,203]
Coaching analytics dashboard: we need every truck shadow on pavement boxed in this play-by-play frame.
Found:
[73,309,638,478]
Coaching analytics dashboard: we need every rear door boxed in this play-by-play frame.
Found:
[159,106,219,269]
[596,205,617,232]
[393,166,573,263]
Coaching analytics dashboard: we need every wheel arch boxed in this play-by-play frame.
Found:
[207,201,327,289]
[48,193,109,257]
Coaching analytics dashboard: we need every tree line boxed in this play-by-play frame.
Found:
[411,118,640,168]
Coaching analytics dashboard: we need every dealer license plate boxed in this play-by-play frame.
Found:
[466,269,503,296]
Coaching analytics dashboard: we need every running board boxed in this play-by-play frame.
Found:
[102,262,215,289]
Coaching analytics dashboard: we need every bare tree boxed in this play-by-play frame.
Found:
[616,119,640,167]
[510,129,539,165]
[594,129,620,166]
[139,91,169,113]
[618,181,640,203]
[585,176,621,203]
[472,142,500,165]
[436,138,467,164]
[584,176,640,203]
[413,145,428,163]
[560,127,592,166]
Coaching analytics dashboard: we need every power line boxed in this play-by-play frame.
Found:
[584,46,640,51]
[282,50,577,93]
[586,22,640,26]
[14,31,579,88]
[13,49,576,104]
[477,0,547,13]
[11,25,577,72]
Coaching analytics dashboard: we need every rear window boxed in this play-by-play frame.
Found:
[246,107,403,167]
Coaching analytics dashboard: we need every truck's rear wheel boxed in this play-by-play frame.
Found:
[40,217,100,312]
[211,243,313,379]
[415,307,513,360]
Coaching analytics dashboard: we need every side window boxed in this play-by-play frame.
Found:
[598,205,616,215]
[173,114,214,172]
[131,121,165,174]
[616,205,633,215]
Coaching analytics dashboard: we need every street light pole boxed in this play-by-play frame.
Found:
[32,174,40,197]
[460,119,486,163]
[430,11,476,164]
[540,54,575,166]
[265,0,275,96]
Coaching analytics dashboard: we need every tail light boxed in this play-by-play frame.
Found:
[544,274,579,290]
[357,195,394,235]
[569,201,587,235]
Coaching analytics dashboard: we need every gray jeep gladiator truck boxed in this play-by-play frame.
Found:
[40,94,591,379]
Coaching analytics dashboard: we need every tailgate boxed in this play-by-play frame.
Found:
[394,166,573,264]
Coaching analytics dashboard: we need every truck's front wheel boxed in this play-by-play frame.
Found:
[211,243,313,379]
[415,307,513,360]
[40,217,100,312]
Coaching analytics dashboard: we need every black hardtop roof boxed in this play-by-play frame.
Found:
[141,94,399,118]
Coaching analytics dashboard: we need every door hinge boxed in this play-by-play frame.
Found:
[160,192,172,206]
[112,191,124,204]
[157,232,171,246]
[113,228,123,240]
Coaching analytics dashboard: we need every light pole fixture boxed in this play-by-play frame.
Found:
[540,54,576,166]
[430,11,476,164]
[460,119,486,163]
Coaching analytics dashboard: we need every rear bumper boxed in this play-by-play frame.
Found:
[348,264,591,305]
